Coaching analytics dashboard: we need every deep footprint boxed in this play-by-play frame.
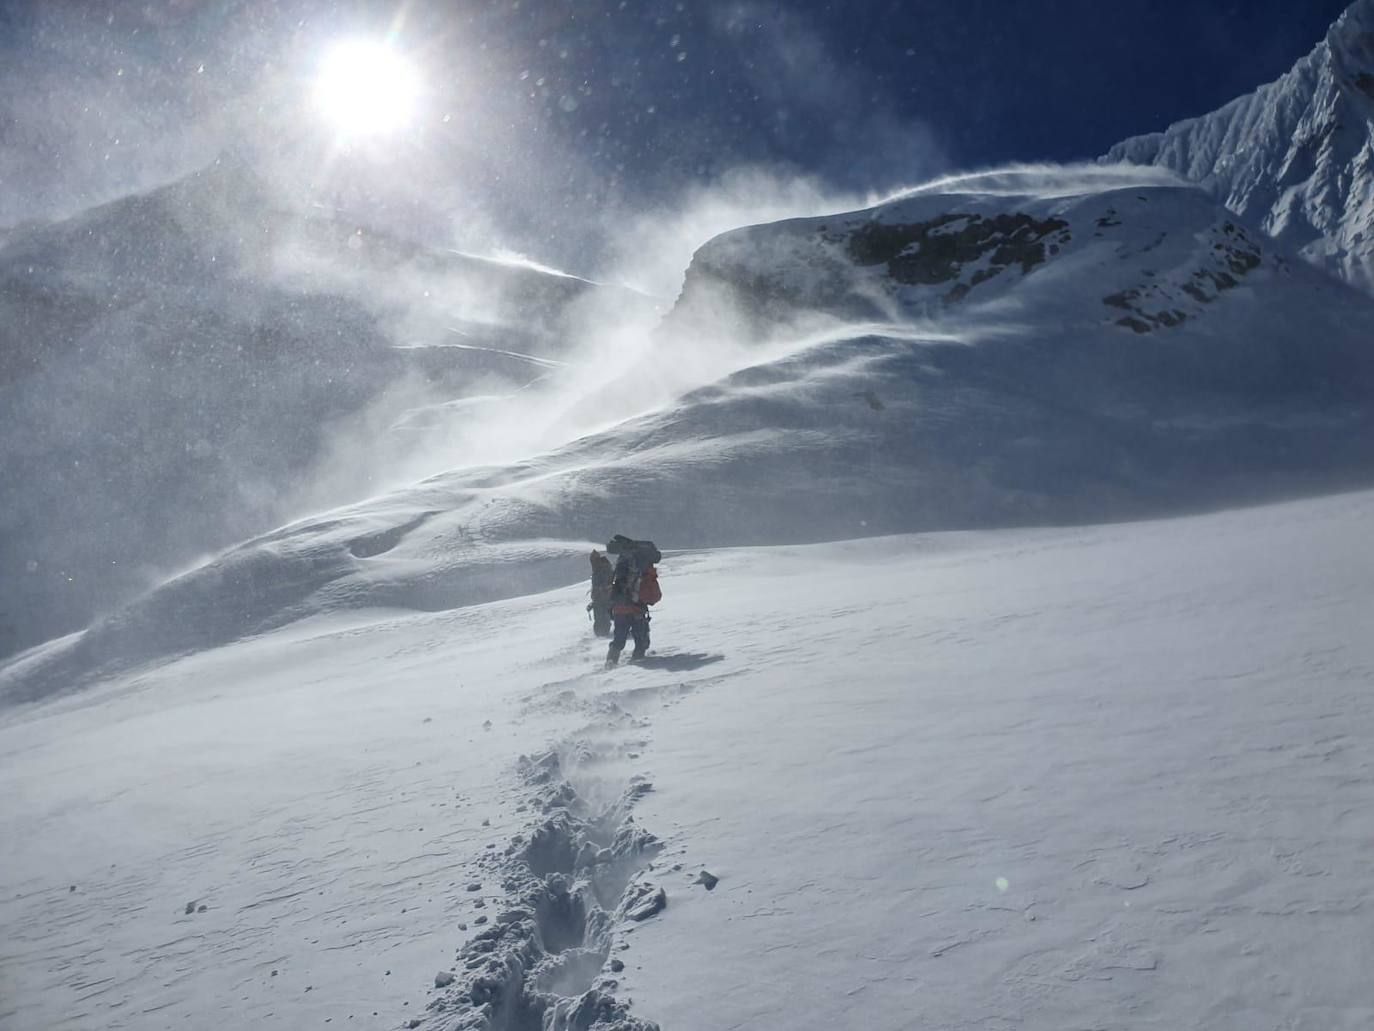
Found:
[418,750,663,1031]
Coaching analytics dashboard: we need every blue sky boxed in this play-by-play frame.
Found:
[455,0,1351,184]
[0,0,1354,261]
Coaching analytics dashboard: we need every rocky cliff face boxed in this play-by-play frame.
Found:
[1105,1,1374,295]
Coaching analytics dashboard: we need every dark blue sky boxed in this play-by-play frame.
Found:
[452,0,1353,184]
[0,0,1355,260]
[787,0,1352,165]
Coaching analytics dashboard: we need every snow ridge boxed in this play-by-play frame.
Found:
[1104,0,1374,293]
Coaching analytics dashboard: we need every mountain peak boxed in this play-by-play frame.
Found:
[1329,0,1374,110]
[1104,0,1374,296]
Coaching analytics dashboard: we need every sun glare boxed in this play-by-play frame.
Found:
[312,38,420,138]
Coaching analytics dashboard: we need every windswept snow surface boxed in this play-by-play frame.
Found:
[8,170,1374,701]
[4,489,1374,1029]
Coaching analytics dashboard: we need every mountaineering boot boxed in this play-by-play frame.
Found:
[629,648,647,662]
[606,648,621,669]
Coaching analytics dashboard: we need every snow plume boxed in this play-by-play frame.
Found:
[882,161,1194,203]
[282,163,900,512]
[286,160,1179,522]
[602,166,870,300]
[482,248,599,284]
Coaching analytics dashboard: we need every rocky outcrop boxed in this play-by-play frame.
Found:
[670,203,1073,334]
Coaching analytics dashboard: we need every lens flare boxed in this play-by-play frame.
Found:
[312,38,420,138]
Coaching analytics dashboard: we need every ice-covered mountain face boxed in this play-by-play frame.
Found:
[7,169,1374,704]
[0,155,643,661]
[1105,0,1374,295]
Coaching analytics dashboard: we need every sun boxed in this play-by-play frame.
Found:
[312,38,420,138]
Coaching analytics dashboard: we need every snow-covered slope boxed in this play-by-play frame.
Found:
[7,170,1374,705]
[0,155,642,661]
[1104,0,1374,294]
[4,488,1374,1030]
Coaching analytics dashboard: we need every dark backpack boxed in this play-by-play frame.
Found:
[607,536,662,608]
[606,534,661,567]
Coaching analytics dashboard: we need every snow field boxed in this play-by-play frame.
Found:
[0,593,598,1030]
[618,494,1374,1029]
[5,488,1374,1028]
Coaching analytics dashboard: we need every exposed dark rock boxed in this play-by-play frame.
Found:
[1104,221,1263,333]
[846,212,1071,288]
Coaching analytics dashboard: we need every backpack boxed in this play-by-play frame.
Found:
[615,544,662,610]
[606,534,662,567]
[637,565,662,606]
